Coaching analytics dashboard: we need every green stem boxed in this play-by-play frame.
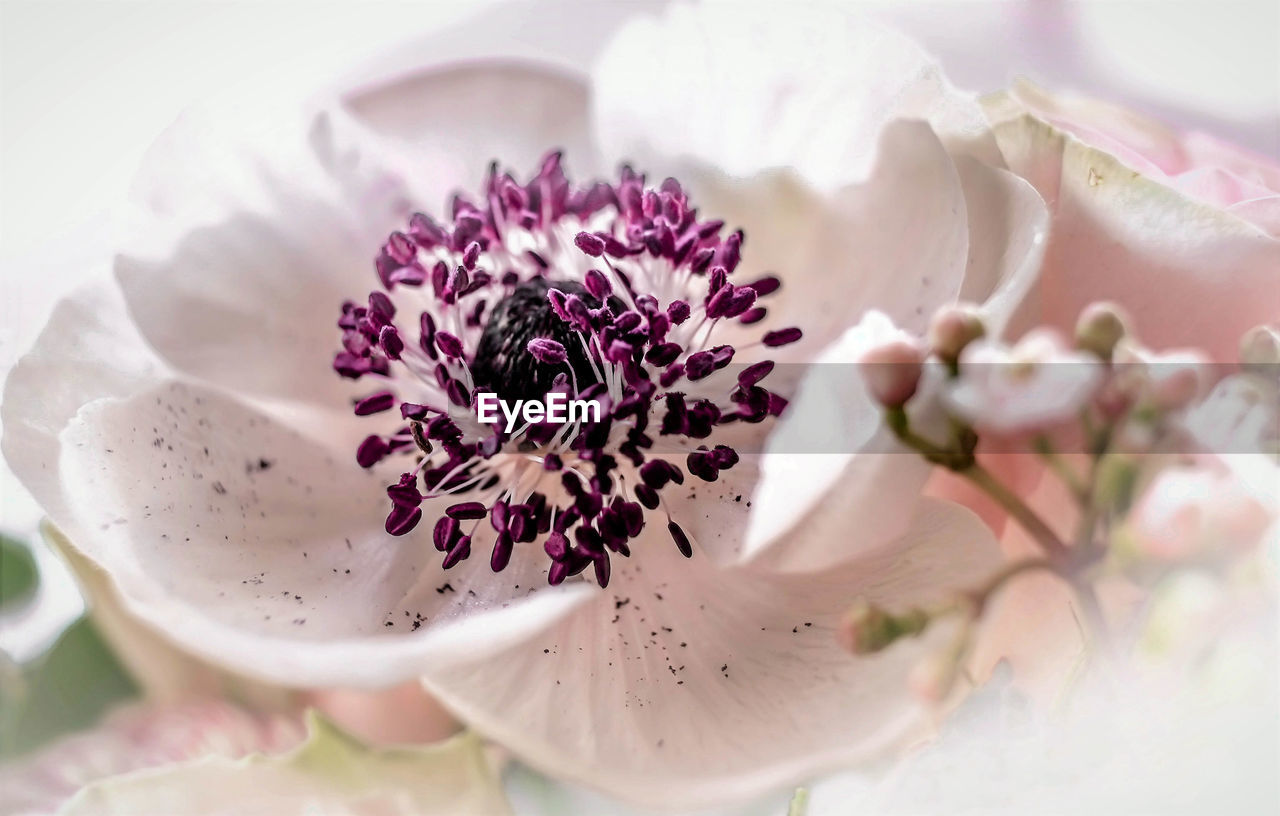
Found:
[886,408,1071,559]
[960,463,1070,559]
[1034,436,1088,503]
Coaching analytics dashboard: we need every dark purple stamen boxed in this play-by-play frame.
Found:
[354,391,396,416]
[527,338,568,365]
[446,501,488,520]
[333,151,795,590]
[668,520,693,558]
[436,332,464,358]
[763,327,803,347]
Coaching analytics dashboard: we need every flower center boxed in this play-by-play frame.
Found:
[333,152,802,588]
[471,278,603,404]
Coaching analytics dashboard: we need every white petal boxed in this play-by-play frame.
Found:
[743,315,936,572]
[952,157,1050,336]
[422,499,1001,808]
[676,120,972,362]
[2,276,167,539]
[114,92,419,449]
[115,199,376,437]
[59,713,510,816]
[53,379,593,688]
[592,2,999,191]
[308,0,673,226]
[137,0,648,230]
[332,63,597,208]
[642,418,774,566]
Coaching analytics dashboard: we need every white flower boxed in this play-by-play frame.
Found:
[1182,371,1279,457]
[945,329,1104,432]
[0,1,1048,806]
[1125,465,1274,563]
[1112,340,1211,412]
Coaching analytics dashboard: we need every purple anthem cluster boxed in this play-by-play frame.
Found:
[334,151,800,588]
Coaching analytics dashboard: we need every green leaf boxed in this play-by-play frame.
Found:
[0,617,139,758]
[0,534,38,610]
[61,712,513,815]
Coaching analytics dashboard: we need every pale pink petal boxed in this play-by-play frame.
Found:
[422,499,1001,808]
[1168,167,1277,212]
[668,120,972,365]
[0,701,302,816]
[951,157,1050,335]
[998,81,1280,239]
[52,713,510,816]
[744,314,935,572]
[302,683,459,747]
[984,97,1280,360]
[1005,79,1189,175]
[324,0,660,172]
[51,379,593,688]
[1226,196,1280,239]
[1180,131,1280,194]
[305,0,670,230]
[332,64,597,208]
[592,2,999,193]
[2,276,168,542]
[46,524,296,711]
[699,135,1047,574]
[115,196,376,442]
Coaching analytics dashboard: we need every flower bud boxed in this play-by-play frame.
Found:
[1075,301,1131,360]
[1125,466,1273,563]
[908,628,970,704]
[1148,361,1205,411]
[1113,341,1209,413]
[1240,325,1280,373]
[928,303,985,364]
[859,339,926,408]
[836,599,929,655]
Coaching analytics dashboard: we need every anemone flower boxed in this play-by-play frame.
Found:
[2,1,1048,806]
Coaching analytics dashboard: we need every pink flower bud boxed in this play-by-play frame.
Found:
[859,339,926,408]
[1114,341,1209,412]
[836,599,929,655]
[928,303,985,363]
[1075,301,1131,360]
[1240,325,1280,372]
